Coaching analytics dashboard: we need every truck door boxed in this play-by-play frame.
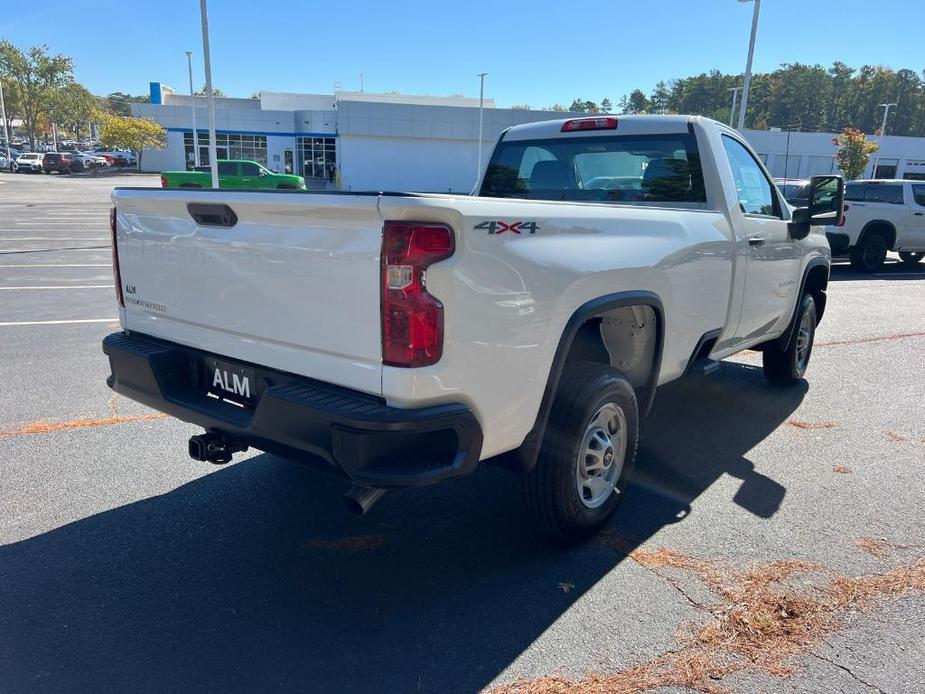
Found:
[217,161,237,188]
[721,135,801,343]
[239,161,261,188]
[904,184,925,250]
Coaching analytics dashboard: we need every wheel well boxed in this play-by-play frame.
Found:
[804,264,828,322]
[563,305,659,393]
[859,221,896,250]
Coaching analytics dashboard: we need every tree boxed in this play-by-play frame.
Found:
[0,41,73,147]
[510,104,531,110]
[600,98,613,113]
[49,83,99,141]
[103,91,149,117]
[568,98,586,112]
[99,115,166,171]
[619,90,649,115]
[834,128,879,180]
[194,86,225,97]
[545,104,568,112]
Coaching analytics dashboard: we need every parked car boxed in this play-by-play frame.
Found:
[827,179,925,272]
[104,115,842,541]
[65,151,109,169]
[159,160,306,189]
[42,152,74,174]
[774,178,812,207]
[15,152,44,173]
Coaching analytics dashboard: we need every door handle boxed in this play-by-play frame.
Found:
[914,212,924,216]
[748,237,766,246]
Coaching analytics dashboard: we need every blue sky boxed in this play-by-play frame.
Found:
[2,0,922,106]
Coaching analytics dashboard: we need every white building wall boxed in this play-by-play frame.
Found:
[139,130,185,172]
[339,135,488,192]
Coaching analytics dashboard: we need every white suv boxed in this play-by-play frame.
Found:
[828,179,925,272]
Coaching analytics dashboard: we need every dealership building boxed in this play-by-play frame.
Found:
[134,82,925,189]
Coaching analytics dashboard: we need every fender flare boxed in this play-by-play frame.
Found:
[493,290,665,475]
[777,256,829,350]
[857,220,897,249]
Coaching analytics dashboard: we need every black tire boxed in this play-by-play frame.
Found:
[898,251,924,267]
[179,183,202,188]
[521,361,639,543]
[763,293,817,385]
[849,233,888,273]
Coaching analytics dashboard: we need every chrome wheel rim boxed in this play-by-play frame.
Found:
[575,403,627,509]
[795,306,815,375]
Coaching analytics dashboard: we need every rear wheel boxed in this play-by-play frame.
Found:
[762,293,817,385]
[521,362,638,543]
[850,233,888,273]
[899,251,924,267]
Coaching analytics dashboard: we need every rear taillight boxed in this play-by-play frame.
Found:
[160,175,167,188]
[381,222,454,367]
[561,117,618,132]
[110,207,124,307]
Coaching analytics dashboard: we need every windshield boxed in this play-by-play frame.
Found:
[480,133,706,205]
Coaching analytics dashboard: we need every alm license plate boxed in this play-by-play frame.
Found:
[204,357,257,408]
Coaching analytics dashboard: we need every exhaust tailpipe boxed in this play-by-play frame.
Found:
[188,432,248,464]
[343,485,386,515]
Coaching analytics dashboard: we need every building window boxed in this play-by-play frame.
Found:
[183,132,268,168]
[297,136,336,180]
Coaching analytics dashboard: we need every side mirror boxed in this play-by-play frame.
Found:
[789,175,844,240]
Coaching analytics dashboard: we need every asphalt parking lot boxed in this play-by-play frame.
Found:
[1,171,923,694]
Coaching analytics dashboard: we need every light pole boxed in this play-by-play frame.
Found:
[727,86,741,127]
[186,50,201,167]
[475,72,487,192]
[0,78,11,166]
[877,102,897,137]
[736,0,761,131]
[199,0,219,188]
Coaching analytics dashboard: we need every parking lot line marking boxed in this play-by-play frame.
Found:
[0,318,116,326]
[0,285,113,290]
[0,263,111,267]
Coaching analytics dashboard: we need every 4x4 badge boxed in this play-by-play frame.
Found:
[475,220,539,235]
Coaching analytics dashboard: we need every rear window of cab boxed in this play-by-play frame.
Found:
[480,133,706,205]
[845,183,904,204]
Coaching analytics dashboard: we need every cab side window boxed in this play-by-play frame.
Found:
[721,135,780,218]
[217,162,237,176]
[241,162,261,176]
[912,185,925,207]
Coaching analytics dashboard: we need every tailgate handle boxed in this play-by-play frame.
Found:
[187,203,238,228]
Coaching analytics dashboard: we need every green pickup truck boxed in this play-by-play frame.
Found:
[160,160,306,189]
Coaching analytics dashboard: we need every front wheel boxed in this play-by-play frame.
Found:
[899,251,924,267]
[763,293,817,385]
[849,234,887,273]
[521,362,639,543]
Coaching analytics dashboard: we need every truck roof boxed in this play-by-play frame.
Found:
[502,114,710,141]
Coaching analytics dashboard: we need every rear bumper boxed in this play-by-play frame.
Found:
[102,331,483,488]
[825,231,851,255]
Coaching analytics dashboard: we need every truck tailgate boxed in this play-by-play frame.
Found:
[111,189,384,395]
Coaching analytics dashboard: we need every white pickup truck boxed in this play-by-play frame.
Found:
[103,115,843,541]
[826,179,925,272]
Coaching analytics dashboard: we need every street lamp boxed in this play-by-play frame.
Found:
[186,51,201,167]
[727,86,742,127]
[475,72,487,192]
[877,102,897,137]
[199,0,219,188]
[736,0,761,131]
[0,78,11,166]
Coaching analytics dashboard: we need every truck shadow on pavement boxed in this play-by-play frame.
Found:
[829,259,925,281]
[1,362,804,694]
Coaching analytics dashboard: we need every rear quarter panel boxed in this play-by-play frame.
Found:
[378,195,734,458]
